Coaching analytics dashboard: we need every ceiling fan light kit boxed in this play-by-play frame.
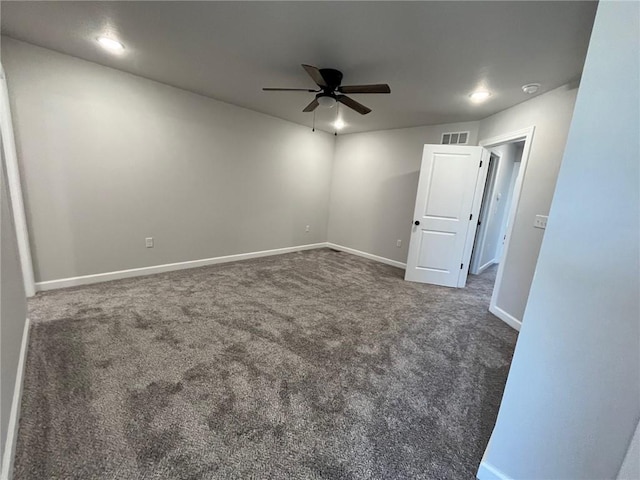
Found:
[317,95,337,108]
[263,64,391,122]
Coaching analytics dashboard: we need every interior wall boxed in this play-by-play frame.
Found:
[327,122,479,263]
[480,1,639,478]
[0,144,28,465]
[496,146,522,262]
[479,84,578,322]
[1,38,336,283]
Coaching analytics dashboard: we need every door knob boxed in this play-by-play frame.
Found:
[414,220,420,226]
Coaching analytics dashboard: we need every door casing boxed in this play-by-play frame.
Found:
[481,126,536,332]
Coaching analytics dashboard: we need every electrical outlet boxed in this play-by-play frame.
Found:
[145,237,154,248]
[396,239,402,247]
[305,225,310,232]
[534,215,548,229]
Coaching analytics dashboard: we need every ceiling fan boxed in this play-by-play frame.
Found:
[263,64,390,115]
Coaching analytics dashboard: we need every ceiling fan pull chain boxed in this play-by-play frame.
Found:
[312,109,316,132]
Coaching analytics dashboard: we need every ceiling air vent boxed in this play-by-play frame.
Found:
[441,131,469,145]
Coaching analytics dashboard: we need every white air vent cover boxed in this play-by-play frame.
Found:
[441,131,469,145]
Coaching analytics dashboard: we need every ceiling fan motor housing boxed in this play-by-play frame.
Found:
[319,68,343,91]
[316,69,343,105]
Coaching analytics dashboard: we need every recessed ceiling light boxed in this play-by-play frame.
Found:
[469,90,492,103]
[522,83,541,94]
[96,36,125,53]
[333,119,345,130]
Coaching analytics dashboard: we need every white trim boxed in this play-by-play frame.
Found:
[35,243,327,291]
[478,127,534,150]
[35,242,407,291]
[0,318,30,480]
[477,461,511,480]
[489,304,522,331]
[470,151,501,275]
[476,259,497,275]
[326,243,407,269]
[0,65,35,297]
[479,126,535,331]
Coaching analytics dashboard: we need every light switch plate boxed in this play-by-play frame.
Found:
[534,215,548,229]
[145,237,154,248]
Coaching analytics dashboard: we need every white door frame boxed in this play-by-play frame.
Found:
[470,151,501,275]
[479,126,535,331]
[1,64,36,297]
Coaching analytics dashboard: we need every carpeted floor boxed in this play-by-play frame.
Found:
[14,249,516,480]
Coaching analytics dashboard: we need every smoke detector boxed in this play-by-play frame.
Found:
[522,83,540,94]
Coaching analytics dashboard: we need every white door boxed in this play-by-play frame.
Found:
[405,144,487,287]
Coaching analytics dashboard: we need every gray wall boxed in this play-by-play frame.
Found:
[0,144,28,466]
[1,38,335,283]
[481,1,639,477]
[328,122,479,262]
[478,84,579,322]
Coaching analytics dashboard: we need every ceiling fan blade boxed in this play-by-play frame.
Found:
[302,64,328,88]
[338,84,391,94]
[263,88,319,92]
[303,98,320,112]
[337,95,371,115]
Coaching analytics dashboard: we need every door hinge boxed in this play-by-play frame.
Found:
[460,263,464,269]
[469,213,473,221]
[479,160,483,168]
[478,220,482,226]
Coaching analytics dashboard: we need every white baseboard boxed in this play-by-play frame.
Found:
[477,259,497,275]
[326,243,407,269]
[489,304,522,331]
[1,318,30,480]
[35,242,407,292]
[477,461,511,480]
[35,243,327,291]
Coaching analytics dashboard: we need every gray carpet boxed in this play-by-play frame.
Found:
[14,249,516,480]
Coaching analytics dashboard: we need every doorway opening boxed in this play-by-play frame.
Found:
[469,141,525,280]
[404,127,534,331]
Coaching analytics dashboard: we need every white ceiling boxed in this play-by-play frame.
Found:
[1,1,597,133]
